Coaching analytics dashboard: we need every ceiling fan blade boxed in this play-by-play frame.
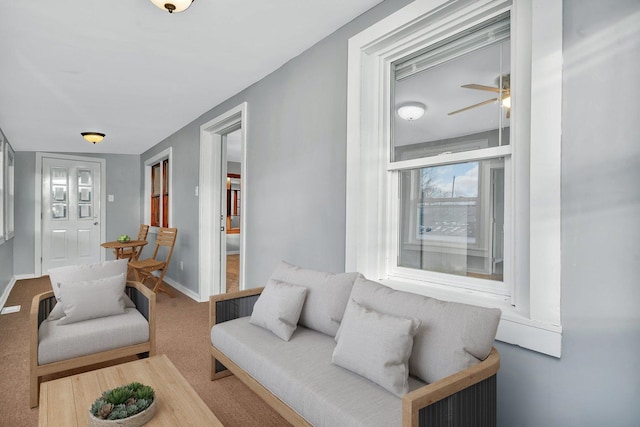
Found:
[448,98,497,116]
[461,84,502,93]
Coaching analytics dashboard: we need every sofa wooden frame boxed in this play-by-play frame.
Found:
[209,288,500,427]
[30,281,156,408]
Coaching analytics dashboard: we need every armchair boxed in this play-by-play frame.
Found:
[30,280,156,408]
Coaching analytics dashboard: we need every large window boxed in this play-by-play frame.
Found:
[346,0,563,356]
[390,13,510,296]
[151,158,169,227]
[145,148,172,230]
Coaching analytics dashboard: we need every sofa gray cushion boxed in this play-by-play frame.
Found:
[47,259,135,320]
[38,308,149,365]
[250,279,307,341]
[269,261,360,336]
[57,273,127,325]
[332,299,420,397]
[345,277,501,384]
[212,317,427,427]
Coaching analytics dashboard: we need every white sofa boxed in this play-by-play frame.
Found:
[209,261,500,427]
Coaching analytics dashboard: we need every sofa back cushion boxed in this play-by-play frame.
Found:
[346,277,501,384]
[269,261,360,337]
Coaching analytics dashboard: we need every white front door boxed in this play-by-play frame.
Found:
[41,156,102,273]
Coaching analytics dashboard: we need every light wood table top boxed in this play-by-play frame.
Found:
[101,239,148,260]
[38,355,222,427]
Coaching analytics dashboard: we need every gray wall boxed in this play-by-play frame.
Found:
[495,0,640,425]
[139,0,415,293]
[12,152,141,274]
[0,239,12,299]
[13,152,35,275]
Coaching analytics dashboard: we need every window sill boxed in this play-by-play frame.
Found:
[381,277,562,358]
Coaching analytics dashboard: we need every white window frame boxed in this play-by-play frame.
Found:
[4,141,15,240]
[144,147,173,233]
[345,0,562,357]
[0,133,5,246]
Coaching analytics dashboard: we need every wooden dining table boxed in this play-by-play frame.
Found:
[101,239,148,262]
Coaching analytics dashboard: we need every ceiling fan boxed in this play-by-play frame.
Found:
[448,74,511,118]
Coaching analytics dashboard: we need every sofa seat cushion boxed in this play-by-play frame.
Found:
[38,308,149,365]
[212,317,427,427]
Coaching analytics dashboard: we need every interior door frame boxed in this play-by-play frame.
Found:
[34,152,107,277]
[199,102,248,301]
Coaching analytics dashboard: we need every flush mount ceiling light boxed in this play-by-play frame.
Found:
[397,102,426,121]
[150,0,194,13]
[81,132,105,144]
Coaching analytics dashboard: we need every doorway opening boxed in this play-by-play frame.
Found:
[198,103,248,301]
[224,129,242,294]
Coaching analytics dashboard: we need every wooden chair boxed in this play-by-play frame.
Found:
[114,224,150,261]
[128,227,177,297]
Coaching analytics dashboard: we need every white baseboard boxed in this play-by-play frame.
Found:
[15,273,37,280]
[0,277,17,311]
[161,276,204,303]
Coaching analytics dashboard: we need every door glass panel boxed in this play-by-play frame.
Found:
[78,204,92,218]
[77,168,93,220]
[51,167,68,219]
[78,169,92,186]
[52,204,67,219]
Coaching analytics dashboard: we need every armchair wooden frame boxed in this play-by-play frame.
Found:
[30,281,156,408]
[209,288,500,427]
[128,227,177,297]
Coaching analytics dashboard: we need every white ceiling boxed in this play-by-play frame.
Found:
[0,0,384,154]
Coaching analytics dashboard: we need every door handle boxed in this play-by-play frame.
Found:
[220,226,225,231]
[94,222,99,225]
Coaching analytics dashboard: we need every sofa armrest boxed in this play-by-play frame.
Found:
[125,281,156,356]
[402,347,500,427]
[209,287,264,330]
[125,281,155,320]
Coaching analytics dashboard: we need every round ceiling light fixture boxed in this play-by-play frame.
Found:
[81,132,105,144]
[150,0,194,13]
[397,102,426,121]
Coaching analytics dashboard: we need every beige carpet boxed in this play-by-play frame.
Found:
[0,277,290,426]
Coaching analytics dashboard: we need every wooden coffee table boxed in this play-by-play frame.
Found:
[38,354,222,426]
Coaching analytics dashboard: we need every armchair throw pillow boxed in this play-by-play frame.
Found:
[48,259,135,320]
[56,273,127,325]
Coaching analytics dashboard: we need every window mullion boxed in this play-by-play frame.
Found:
[388,145,511,172]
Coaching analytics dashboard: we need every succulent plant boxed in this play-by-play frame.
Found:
[97,403,114,419]
[90,382,155,420]
[135,385,155,401]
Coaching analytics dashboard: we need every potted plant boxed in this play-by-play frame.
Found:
[89,382,156,427]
